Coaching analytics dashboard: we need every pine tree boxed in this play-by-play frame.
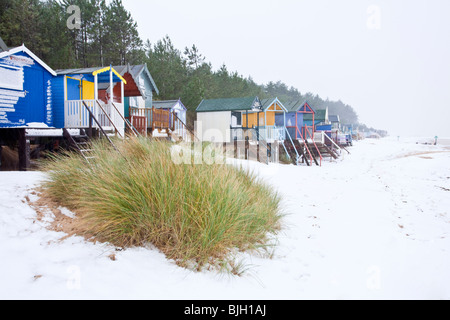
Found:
[0,0,47,56]
[59,0,102,67]
[184,44,204,70]
[145,36,187,100]
[39,0,75,69]
[102,0,142,65]
[88,0,107,66]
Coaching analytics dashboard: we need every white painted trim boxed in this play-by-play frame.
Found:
[94,74,98,100]
[264,97,288,113]
[0,45,56,76]
[109,67,113,103]
[64,75,67,101]
[121,81,124,105]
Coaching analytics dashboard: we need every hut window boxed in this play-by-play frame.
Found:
[129,97,138,107]
[231,112,241,126]
[0,65,23,91]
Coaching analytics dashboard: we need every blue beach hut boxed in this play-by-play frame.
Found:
[0,45,56,128]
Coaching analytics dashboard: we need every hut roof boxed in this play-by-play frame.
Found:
[196,96,262,112]
[284,100,315,113]
[304,109,327,121]
[56,66,126,84]
[0,45,56,76]
[329,115,340,123]
[260,97,288,112]
[113,64,159,96]
[153,99,186,110]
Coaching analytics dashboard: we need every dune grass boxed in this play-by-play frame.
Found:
[41,137,283,271]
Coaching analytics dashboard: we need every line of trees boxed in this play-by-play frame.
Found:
[0,0,143,68]
[0,0,369,130]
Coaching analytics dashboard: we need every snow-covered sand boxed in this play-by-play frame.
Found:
[0,137,449,299]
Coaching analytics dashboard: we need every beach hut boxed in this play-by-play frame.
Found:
[341,124,354,145]
[53,66,128,137]
[329,115,340,130]
[0,45,56,128]
[284,100,316,141]
[196,96,263,143]
[100,64,188,138]
[152,99,190,141]
[304,107,329,128]
[0,44,57,170]
[241,97,288,142]
[196,96,287,142]
[196,96,299,164]
[103,64,159,135]
[112,64,159,110]
[282,100,325,165]
[197,96,289,164]
[153,99,187,125]
[328,115,348,146]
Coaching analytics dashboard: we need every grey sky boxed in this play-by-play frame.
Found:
[123,0,450,137]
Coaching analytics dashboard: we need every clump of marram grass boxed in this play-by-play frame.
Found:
[41,137,283,271]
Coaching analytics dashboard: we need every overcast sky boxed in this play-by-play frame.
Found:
[123,0,450,137]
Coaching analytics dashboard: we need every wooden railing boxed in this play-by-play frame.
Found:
[126,115,147,136]
[171,115,188,141]
[230,126,286,142]
[255,126,285,142]
[230,127,258,142]
[129,107,172,130]
[172,113,199,142]
[324,132,341,152]
[280,127,300,165]
[296,126,315,166]
[152,108,171,129]
[128,107,196,142]
[65,100,96,129]
[313,131,325,144]
[129,107,152,129]
[65,100,125,137]
[304,127,322,166]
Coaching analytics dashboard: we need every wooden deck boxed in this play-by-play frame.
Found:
[128,107,195,142]
[126,115,147,136]
[129,107,172,130]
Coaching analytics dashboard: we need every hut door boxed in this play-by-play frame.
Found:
[23,67,45,124]
[66,77,81,100]
[82,80,95,100]
[275,114,284,127]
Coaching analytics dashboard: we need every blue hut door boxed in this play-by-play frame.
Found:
[275,114,284,126]
[23,67,45,124]
[67,77,81,100]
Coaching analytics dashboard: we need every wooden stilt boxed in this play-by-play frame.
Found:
[257,143,260,162]
[18,129,30,171]
[245,136,249,160]
[88,113,93,138]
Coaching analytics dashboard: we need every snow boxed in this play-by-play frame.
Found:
[25,128,79,137]
[0,137,449,299]
[26,122,49,128]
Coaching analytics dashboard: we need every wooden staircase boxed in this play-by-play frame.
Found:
[63,129,96,163]
[294,139,313,166]
[316,143,339,160]
[304,140,320,166]
[279,127,316,166]
[63,101,122,163]
[281,138,300,165]
[170,113,199,143]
